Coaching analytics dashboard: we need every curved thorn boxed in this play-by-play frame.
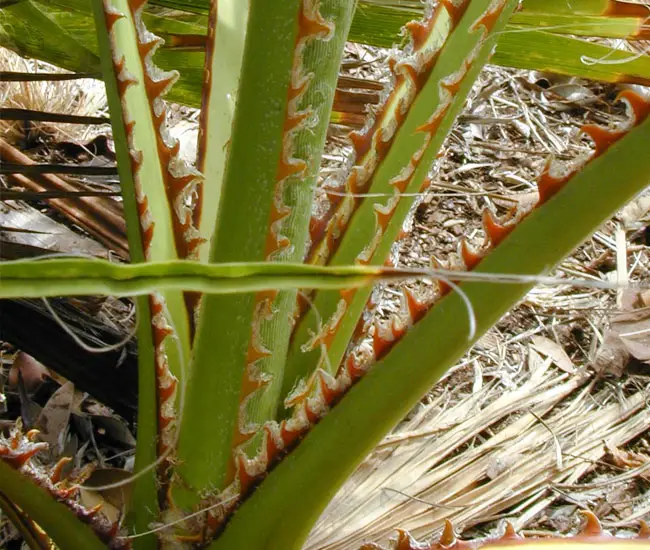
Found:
[582,125,625,158]
[502,521,519,540]
[460,240,481,270]
[440,519,456,546]
[537,157,572,205]
[482,208,514,247]
[617,89,650,123]
[580,511,603,536]
[639,520,650,538]
[395,528,417,549]
[50,457,73,485]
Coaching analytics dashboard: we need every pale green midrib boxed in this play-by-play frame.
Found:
[0,259,405,300]
[196,0,249,261]
[250,0,357,429]
[0,259,389,276]
[90,2,163,547]
[0,272,395,297]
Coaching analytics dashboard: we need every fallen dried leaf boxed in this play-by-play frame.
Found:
[79,467,132,524]
[611,308,650,362]
[531,336,575,373]
[606,444,650,482]
[9,351,49,393]
[641,291,650,308]
[36,381,74,459]
[620,196,650,230]
[594,294,650,375]
[593,332,631,378]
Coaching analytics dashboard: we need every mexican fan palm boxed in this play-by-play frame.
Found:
[1,0,650,548]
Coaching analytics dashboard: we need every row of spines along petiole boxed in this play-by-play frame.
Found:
[348,89,650,373]
[289,0,512,398]
[0,425,129,549]
[306,0,474,266]
[105,0,202,262]
[232,0,335,456]
[361,512,650,549]
[101,0,201,480]
[1,429,647,548]
[292,0,510,363]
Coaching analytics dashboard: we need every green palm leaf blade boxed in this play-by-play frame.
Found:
[4,0,650,110]
[349,1,417,47]
[522,0,650,16]
[0,0,100,71]
[509,12,650,40]
[494,30,650,87]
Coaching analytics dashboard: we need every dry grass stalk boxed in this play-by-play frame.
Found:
[306,354,650,548]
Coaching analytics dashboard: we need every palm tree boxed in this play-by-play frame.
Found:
[0,0,649,548]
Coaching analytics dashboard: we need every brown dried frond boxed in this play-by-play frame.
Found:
[0,48,106,145]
